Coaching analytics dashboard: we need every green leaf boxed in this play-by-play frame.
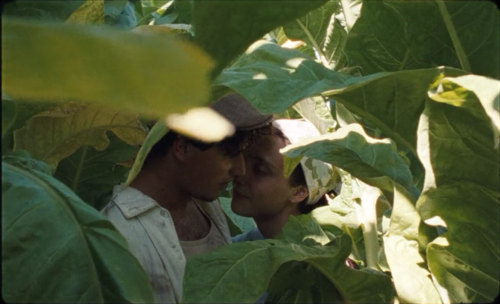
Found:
[54,133,138,209]
[2,155,154,303]
[13,102,146,170]
[267,261,343,303]
[343,1,499,77]
[191,0,328,77]
[124,120,167,186]
[282,123,419,199]
[428,75,500,146]
[1,0,84,21]
[277,214,332,246]
[383,184,442,303]
[2,99,57,155]
[182,234,393,303]
[66,0,105,24]
[292,96,336,134]
[282,0,346,68]
[416,86,500,302]
[2,17,213,118]
[214,40,352,114]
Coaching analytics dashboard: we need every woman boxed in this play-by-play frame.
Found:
[231,119,338,241]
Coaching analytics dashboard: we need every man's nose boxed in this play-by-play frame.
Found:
[230,153,246,177]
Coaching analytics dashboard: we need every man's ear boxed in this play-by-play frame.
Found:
[290,185,308,204]
[172,136,191,161]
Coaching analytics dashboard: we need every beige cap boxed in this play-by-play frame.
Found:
[210,93,273,131]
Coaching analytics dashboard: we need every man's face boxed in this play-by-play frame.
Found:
[182,144,246,202]
[231,134,294,217]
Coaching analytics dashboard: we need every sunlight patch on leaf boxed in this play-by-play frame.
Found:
[166,107,234,143]
[252,73,268,80]
[286,57,307,68]
[424,216,448,229]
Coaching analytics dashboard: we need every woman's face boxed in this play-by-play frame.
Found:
[231,133,296,218]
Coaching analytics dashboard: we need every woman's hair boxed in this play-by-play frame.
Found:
[288,164,328,214]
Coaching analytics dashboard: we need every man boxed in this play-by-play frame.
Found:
[102,93,272,303]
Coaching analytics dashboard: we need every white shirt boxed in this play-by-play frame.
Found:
[101,185,231,303]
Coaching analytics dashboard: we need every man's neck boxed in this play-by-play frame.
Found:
[130,168,191,211]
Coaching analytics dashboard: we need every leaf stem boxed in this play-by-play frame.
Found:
[436,0,471,72]
[296,19,330,67]
[71,146,88,191]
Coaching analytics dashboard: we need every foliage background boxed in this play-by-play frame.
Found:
[2,0,499,303]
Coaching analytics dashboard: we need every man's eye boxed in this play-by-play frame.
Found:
[254,164,268,175]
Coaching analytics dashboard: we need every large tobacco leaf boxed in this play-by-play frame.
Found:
[13,102,145,170]
[54,133,138,209]
[416,81,500,303]
[182,215,393,303]
[343,0,499,77]
[2,153,153,303]
[191,0,327,77]
[282,123,418,200]
[2,17,213,118]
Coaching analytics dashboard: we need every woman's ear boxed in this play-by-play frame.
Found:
[290,185,308,204]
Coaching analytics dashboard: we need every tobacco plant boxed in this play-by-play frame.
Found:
[2,0,499,303]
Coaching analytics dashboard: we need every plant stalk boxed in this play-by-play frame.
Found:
[71,146,89,191]
[360,183,381,270]
[436,0,471,72]
[296,19,330,67]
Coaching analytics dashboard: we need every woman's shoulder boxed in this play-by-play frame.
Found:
[231,228,264,242]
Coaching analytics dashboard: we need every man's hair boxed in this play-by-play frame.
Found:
[144,123,273,165]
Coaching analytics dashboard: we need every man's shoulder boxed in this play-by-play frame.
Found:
[102,185,158,218]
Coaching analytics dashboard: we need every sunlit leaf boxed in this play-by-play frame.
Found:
[13,102,146,169]
[2,18,213,118]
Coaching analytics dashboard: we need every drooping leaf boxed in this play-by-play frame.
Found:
[124,120,168,186]
[282,123,419,199]
[13,102,146,170]
[416,85,500,303]
[343,0,499,77]
[2,153,154,303]
[428,75,500,146]
[191,0,328,77]
[182,233,393,304]
[2,17,213,118]
[54,133,138,210]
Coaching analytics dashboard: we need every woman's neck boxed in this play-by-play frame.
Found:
[253,210,291,238]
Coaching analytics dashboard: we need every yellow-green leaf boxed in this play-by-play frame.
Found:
[2,18,213,118]
[13,102,146,169]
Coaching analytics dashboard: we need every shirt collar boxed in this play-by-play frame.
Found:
[111,185,158,219]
